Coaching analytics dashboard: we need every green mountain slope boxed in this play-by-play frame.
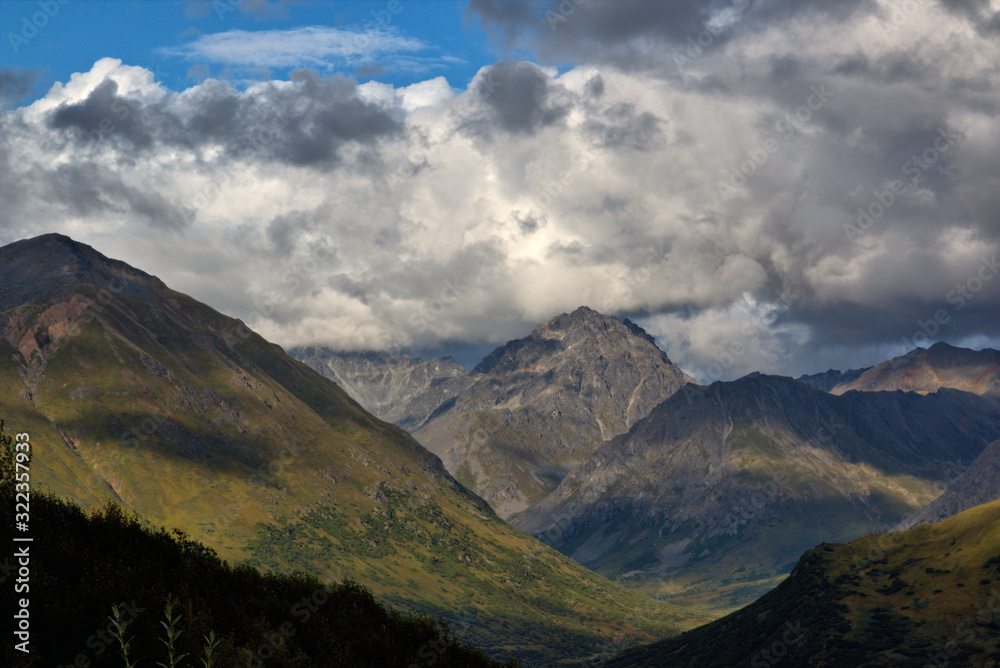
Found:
[0,427,516,668]
[607,497,1000,667]
[0,234,705,664]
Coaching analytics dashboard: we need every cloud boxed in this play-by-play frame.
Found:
[3,0,1000,379]
[0,69,38,108]
[460,61,569,136]
[36,58,402,168]
[158,25,427,69]
[467,0,875,73]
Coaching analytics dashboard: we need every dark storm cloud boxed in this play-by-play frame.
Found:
[4,5,998,374]
[464,61,568,136]
[46,70,402,169]
[0,69,38,108]
[787,292,1000,352]
[266,211,317,257]
[584,74,604,98]
[513,210,546,235]
[936,0,1000,34]
[50,79,154,148]
[468,0,875,71]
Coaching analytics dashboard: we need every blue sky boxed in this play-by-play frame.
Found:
[1,0,513,104]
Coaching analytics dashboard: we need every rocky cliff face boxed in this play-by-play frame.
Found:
[412,306,696,518]
[511,374,1000,609]
[897,438,1000,529]
[830,341,1000,395]
[796,366,870,392]
[290,348,472,431]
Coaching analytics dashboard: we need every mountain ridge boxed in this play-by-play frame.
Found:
[830,342,1000,396]
[295,305,697,519]
[511,373,1000,611]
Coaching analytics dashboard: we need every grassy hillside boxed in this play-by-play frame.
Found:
[0,423,517,667]
[607,497,1000,667]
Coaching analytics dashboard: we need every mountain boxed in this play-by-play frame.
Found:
[294,306,695,519]
[0,234,704,664]
[796,366,870,392]
[411,307,695,518]
[898,439,1000,530]
[606,497,1000,667]
[511,374,1000,613]
[290,348,473,432]
[830,342,1000,396]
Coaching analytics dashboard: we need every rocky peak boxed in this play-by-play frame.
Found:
[473,306,671,375]
[0,233,165,312]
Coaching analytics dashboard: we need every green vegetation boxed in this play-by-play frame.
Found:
[606,496,1000,667]
[0,421,517,668]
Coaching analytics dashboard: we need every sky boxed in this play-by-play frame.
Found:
[1,0,999,380]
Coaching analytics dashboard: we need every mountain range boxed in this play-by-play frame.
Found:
[829,342,1000,396]
[294,305,1000,616]
[6,232,1000,665]
[0,234,703,664]
[294,307,695,518]
[511,373,1000,612]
